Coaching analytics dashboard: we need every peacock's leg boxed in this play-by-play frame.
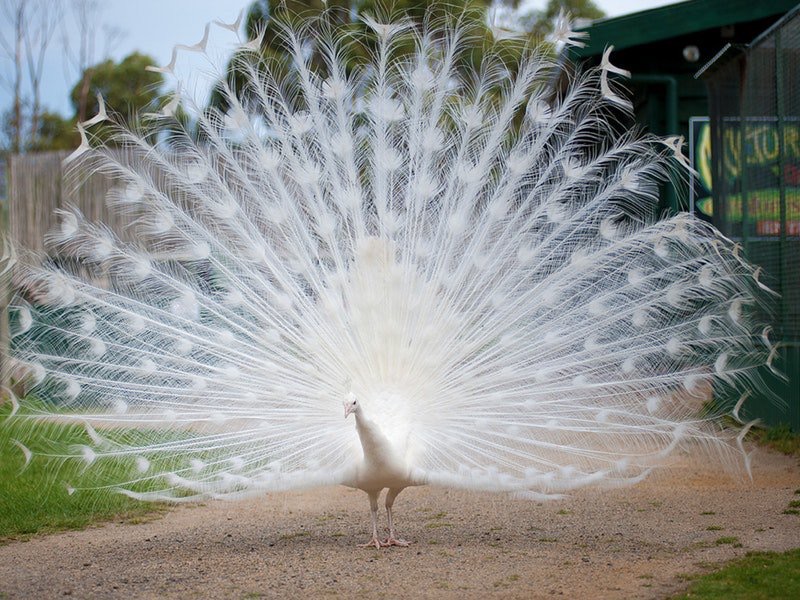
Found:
[382,487,410,547]
[358,490,382,549]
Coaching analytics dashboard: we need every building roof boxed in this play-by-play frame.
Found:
[573,0,800,57]
[696,3,800,78]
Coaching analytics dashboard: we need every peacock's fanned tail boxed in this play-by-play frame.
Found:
[5,13,773,501]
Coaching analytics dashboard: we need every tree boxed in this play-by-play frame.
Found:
[1,52,164,154]
[0,0,130,155]
[2,0,26,155]
[207,0,510,115]
[61,0,126,125]
[26,111,77,151]
[69,52,164,142]
[0,0,61,154]
[523,0,605,38]
[23,0,61,144]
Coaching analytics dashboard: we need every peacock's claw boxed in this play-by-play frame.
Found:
[358,536,383,549]
[381,536,411,547]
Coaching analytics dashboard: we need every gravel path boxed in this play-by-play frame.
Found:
[1,446,798,599]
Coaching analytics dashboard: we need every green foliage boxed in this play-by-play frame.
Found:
[69,52,164,144]
[206,0,607,120]
[1,109,77,154]
[750,423,800,457]
[209,0,512,115]
[714,536,740,545]
[542,0,604,21]
[70,52,163,118]
[0,404,165,542]
[515,0,605,38]
[672,549,800,599]
[26,111,78,152]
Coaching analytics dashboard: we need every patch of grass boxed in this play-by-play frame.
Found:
[492,574,519,589]
[714,536,739,546]
[692,541,714,550]
[425,522,452,529]
[783,509,799,515]
[788,500,800,508]
[556,509,571,515]
[749,424,800,457]
[0,405,167,542]
[672,549,800,599]
[279,531,309,540]
[706,525,724,531]
[700,511,716,516]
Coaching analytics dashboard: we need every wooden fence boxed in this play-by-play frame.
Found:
[7,150,141,254]
[2,150,142,399]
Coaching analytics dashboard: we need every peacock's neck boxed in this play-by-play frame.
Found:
[354,410,394,464]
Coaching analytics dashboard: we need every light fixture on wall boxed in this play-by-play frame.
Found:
[683,45,700,62]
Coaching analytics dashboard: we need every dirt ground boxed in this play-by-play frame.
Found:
[1,446,798,600]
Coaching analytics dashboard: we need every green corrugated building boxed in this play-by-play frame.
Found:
[572,0,800,430]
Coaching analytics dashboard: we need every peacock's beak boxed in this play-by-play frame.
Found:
[343,401,353,418]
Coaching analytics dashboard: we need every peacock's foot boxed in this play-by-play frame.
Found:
[381,536,411,547]
[358,536,383,549]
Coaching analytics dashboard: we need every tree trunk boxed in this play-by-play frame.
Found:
[12,2,24,154]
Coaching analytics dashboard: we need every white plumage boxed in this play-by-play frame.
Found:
[5,12,773,548]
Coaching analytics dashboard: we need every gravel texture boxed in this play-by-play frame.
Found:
[1,446,798,599]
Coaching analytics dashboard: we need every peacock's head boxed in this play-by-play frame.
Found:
[343,393,359,419]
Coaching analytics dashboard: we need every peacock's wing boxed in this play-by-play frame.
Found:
[6,14,771,501]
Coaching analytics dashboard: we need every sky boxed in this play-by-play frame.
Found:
[0,0,681,120]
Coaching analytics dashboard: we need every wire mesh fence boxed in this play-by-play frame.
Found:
[705,7,800,430]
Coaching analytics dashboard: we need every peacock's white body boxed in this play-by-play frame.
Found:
[4,12,774,547]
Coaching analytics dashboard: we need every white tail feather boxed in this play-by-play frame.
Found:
[5,14,772,504]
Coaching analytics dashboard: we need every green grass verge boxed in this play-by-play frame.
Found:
[750,424,800,457]
[0,404,167,543]
[673,549,800,599]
